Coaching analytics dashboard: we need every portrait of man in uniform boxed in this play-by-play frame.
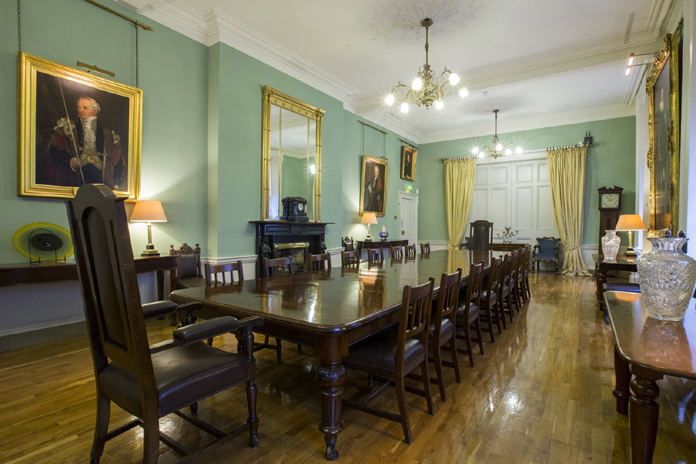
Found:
[360,155,388,216]
[19,53,142,199]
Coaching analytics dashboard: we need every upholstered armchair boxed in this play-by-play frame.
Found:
[532,237,561,273]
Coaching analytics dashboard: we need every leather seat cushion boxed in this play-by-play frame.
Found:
[177,276,207,289]
[479,290,497,308]
[99,342,249,418]
[499,285,510,297]
[603,282,641,293]
[457,302,480,325]
[343,326,425,375]
[142,300,178,320]
[429,318,454,345]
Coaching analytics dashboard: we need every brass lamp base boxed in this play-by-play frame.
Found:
[141,224,160,256]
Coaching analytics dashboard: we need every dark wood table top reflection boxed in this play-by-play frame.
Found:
[170,250,505,332]
[605,291,696,380]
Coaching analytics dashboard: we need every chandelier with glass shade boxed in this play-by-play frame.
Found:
[472,109,523,159]
[384,18,469,112]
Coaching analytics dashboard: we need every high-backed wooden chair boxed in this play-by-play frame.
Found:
[516,247,529,305]
[479,257,503,341]
[367,248,383,263]
[468,220,494,251]
[391,245,404,259]
[343,279,435,444]
[67,184,262,463]
[456,262,484,366]
[170,243,205,289]
[509,250,523,312]
[405,244,417,259]
[342,236,355,251]
[429,269,462,401]
[499,253,515,325]
[205,261,244,285]
[264,257,293,277]
[341,250,360,267]
[420,242,431,255]
[309,253,331,271]
[522,245,532,300]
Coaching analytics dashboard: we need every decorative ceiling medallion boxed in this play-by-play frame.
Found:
[369,0,492,40]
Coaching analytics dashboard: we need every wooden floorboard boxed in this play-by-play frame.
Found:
[1,273,695,463]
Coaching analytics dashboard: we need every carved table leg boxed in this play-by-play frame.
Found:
[629,365,663,464]
[316,360,345,461]
[596,267,606,311]
[613,346,631,414]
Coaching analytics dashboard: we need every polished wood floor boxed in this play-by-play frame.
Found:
[2,273,696,463]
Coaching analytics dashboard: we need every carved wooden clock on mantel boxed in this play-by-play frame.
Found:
[598,186,623,248]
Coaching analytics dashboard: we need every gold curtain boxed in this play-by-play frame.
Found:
[547,147,591,276]
[444,158,476,250]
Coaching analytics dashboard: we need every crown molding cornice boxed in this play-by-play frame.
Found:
[420,104,636,144]
[117,0,359,111]
[358,113,424,145]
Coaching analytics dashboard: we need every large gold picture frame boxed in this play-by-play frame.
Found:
[18,52,142,199]
[647,21,682,235]
[360,155,388,217]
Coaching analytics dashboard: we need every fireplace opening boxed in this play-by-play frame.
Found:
[274,242,309,273]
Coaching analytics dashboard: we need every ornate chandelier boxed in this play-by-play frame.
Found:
[384,18,469,112]
[472,110,523,159]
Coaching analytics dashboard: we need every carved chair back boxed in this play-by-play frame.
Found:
[309,253,332,271]
[420,242,431,254]
[468,220,494,251]
[432,269,462,347]
[405,244,417,259]
[367,248,383,263]
[341,250,360,267]
[342,236,355,252]
[463,262,484,311]
[264,257,293,277]
[391,246,404,259]
[206,260,244,285]
[396,278,435,373]
[170,242,202,279]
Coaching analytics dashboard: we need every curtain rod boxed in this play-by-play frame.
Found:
[357,120,387,135]
[398,138,418,150]
[546,143,593,151]
[83,0,153,30]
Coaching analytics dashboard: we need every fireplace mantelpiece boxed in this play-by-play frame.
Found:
[250,221,333,277]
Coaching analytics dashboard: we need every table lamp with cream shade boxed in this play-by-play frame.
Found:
[361,212,378,241]
[615,214,646,256]
[130,200,167,256]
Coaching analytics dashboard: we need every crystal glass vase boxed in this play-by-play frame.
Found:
[637,236,696,321]
[601,230,620,262]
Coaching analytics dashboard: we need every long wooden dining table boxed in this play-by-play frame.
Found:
[170,249,504,460]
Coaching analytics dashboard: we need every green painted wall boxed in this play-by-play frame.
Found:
[0,0,208,264]
[417,116,637,245]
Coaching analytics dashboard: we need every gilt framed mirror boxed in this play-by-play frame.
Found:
[647,21,682,235]
[261,86,324,222]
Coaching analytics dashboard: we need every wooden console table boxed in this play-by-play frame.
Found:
[605,291,696,464]
[593,254,638,315]
[0,255,178,300]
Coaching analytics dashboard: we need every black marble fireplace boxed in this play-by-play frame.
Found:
[250,221,333,277]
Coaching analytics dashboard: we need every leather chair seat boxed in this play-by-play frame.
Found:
[479,290,497,308]
[457,302,480,325]
[99,342,249,418]
[429,318,454,345]
[343,326,425,375]
[177,276,207,289]
[603,282,641,293]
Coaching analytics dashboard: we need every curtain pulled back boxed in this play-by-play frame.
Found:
[444,158,476,250]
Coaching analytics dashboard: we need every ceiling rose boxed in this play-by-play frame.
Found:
[369,0,493,40]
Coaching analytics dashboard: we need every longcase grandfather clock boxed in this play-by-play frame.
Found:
[597,186,623,248]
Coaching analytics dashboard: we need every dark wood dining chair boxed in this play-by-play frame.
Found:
[509,250,523,312]
[264,256,293,276]
[170,242,206,289]
[522,245,532,300]
[468,220,494,251]
[479,256,503,341]
[420,242,431,254]
[391,246,404,259]
[405,244,417,259]
[429,269,462,401]
[456,262,484,366]
[341,250,360,267]
[516,247,528,305]
[67,184,263,463]
[309,253,331,271]
[367,248,383,263]
[343,278,435,444]
[499,253,515,325]
[205,260,244,285]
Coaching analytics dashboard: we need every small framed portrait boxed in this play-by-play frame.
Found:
[400,145,416,181]
[18,52,142,199]
[360,155,388,216]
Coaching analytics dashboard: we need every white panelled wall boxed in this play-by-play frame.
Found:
[468,151,558,246]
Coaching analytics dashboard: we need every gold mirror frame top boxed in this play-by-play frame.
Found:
[261,85,325,221]
[646,20,682,235]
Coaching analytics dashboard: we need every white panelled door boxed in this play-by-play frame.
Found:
[398,192,418,247]
[468,153,557,244]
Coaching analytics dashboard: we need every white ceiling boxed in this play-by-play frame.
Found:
[119,0,680,143]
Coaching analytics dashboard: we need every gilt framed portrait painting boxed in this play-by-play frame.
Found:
[360,155,388,216]
[400,145,416,181]
[18,53,142,199]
